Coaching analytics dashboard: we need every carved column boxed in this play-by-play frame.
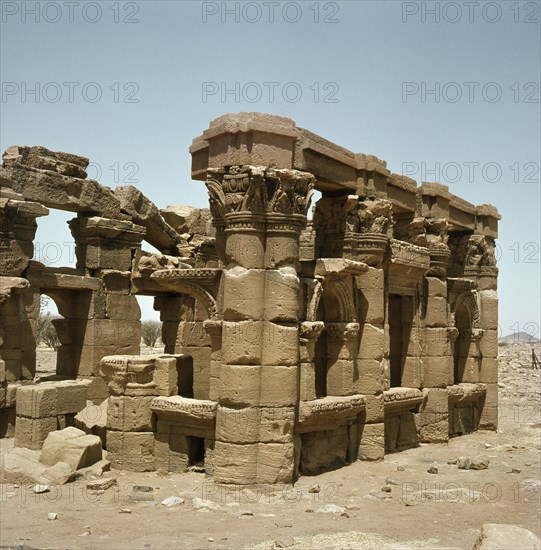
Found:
[203,319,223,402]
[100,355,158,472]
[326,322,360,396]
[299,321,324,401]
[313,195,392,266]
[206,165,315,484]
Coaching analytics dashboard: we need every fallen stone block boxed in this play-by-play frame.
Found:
[86,477,117,491]
[39,427,102,470]
[115,185,185,254]
[77,459,111,480]
[6,162,121,218]
[3,145,89,178]
[42,461,74,485]
[74,399,107,448]
[1,446,47,484]
[472,523,541,549]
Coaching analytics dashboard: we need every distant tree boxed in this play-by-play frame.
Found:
[141,320,162,348]
[36,296,61,350]
[41,314,61,350]
[35,295,50,345]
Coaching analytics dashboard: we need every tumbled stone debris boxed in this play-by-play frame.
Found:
[86,477,117,491]
[161,496,184,507]
[40,427,102,471]
[472,523,541,550]
[316,504,346,514]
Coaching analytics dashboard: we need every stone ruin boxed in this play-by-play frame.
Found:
[0,112,500,484]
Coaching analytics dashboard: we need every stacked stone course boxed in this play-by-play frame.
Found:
[1,113,500,485]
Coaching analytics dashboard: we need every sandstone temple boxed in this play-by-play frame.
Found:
[0,113,500,484]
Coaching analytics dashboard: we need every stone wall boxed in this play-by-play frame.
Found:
[1,113,500,485]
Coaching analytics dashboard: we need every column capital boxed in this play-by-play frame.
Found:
[300,321,324,342]
[205,165,315,224]
[326,322,360,341]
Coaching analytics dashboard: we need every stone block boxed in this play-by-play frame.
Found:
[101,270,131,294]
[421,387,448,414]
[16,385,57,418]
[222,321,262,365]
[106,431,155,471]
[401,356,422,388]
[42,461,74,485]
[178,322,209,347]
[355,266,384,291]
[218,364,297,407]
[416,414,449,443]
[74,398,107,447]
[261,322,298,366]
[106,294,141,321]
[357,288,384,325]
[479,357,498,384]
[153,356,178,396]
[0,446,51,484]
[460,357,481,384]
[212,441,294,484]
[216,406,294,444]
[326,359,355,396]
[298,362,316,401]
[14,416,58,450]
[479,383,498,430]
[55,381,88,415]
[84,243,134,271]
[356,358,385,395]
[71,291,106,320]
[224,232,265,269]
[263,268,299,322]
[265,233,300,268]
[362,394,384,423]
[358,422,384,461]
[473,524,540,550]
[479,329,498,359]
[477,276,497,291]
[222,267,265,320]
[422,328,449,357]
[423,296,448,327]
[107,395,153,432]
[80,376,110,404]
[422,356,453,388]
[5,382,22,409]
[358,323,384,360]
[426,277,447,298]
[39,427,102,470]
[478,290,498,330]
[82,320,141,348]
[154,432,188,472]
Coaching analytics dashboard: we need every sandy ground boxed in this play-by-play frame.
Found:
[1,343,539,550]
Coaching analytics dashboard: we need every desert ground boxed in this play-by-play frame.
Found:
[0,342,539,550]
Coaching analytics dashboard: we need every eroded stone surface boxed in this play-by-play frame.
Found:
[0,114,500,485]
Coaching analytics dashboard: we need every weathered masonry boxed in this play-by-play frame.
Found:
[0,113,500,484]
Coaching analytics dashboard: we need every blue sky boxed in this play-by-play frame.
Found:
[1,0,540,337]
